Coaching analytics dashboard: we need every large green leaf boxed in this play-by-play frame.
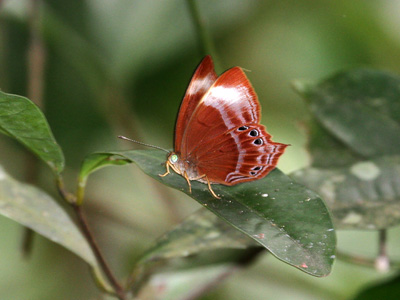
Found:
[352,273,400,300]
[294,69,400,158]
[0,91,64,174]
[130,208,260,295]
[134,248,262,300]
[138,208,257,263]
[0,165,97,267]
[106,149,335,277]
[136,264,235,300]
[291,155,400,230]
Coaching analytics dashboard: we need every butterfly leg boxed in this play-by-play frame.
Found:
[183,171,192,193]
[205,175,221,199]
[159,161,171,177]
[191,174,221,199]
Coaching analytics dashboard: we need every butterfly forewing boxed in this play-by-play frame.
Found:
[181,67,260,156]
[174,56,217,153]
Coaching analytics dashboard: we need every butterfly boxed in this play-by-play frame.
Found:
[159,56,288,199]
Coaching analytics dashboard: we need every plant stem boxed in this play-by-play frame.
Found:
[336,250,377,268]
[337,249,400,269]
[73,204,127,300]
[55,177,126,299]
[378,229,387,257]
[21,0,47,258]
[375,229,390,272]
[28,0,45,108]
[21,225,35,258]
[186,0,222,73]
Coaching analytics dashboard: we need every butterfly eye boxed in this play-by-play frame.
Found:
[170,154,178,163]
[237,126,249,131]
[249,129,259,137]
[253,138,263,145]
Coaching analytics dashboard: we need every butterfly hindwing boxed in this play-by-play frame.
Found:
[195,124,287,185]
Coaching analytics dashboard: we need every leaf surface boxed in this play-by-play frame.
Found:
[138,208,257,263]
[0,91,64,174]
[291,155,400,229]
[111,149,336,277]
[294,69,400,158]
[0,165,97,267]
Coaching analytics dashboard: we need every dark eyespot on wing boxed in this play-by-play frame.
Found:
[249,129,259,137]
[253,138,263,145]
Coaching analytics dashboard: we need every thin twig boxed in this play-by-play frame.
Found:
[21,0,47,258]
[336,250,377,268]
[21,151,40,257]
[375,229,390,272]
[21,225,35,258]
[186,0,221,73]
[73,204,127,300]
[28,0,45,108]
[56,177,126,299]
[378,229,387,257]
[337,249,400,269]
[56,175,75,204]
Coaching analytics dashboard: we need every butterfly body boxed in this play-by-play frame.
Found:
[160,56,288,198]
[165,152,201,182]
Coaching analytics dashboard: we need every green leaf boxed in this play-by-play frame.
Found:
[352,273,400,300]
[0,165,97,267]
[138,208,257,263]
[134,249,260,300]
[291,155,400,230]
[130,208,261,295]
[294,69,400,158]
[137,265,233,300]
[79,152,130,184]
[109,149,336,277]
[306,122,363,168]
[135,259,248,300]
[0,91,65,174]
[76,152,131,205]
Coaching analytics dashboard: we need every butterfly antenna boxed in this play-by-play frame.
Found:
[118,136,170,153]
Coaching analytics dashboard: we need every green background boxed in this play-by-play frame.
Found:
[1,1,399,299]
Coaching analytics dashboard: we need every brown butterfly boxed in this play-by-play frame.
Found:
[157,56,288,198]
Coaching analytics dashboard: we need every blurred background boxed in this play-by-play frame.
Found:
[1,0,400,299]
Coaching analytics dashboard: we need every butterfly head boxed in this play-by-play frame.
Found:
[168,151,200,177]
[169,153,179,164]
[166,152,183,175]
